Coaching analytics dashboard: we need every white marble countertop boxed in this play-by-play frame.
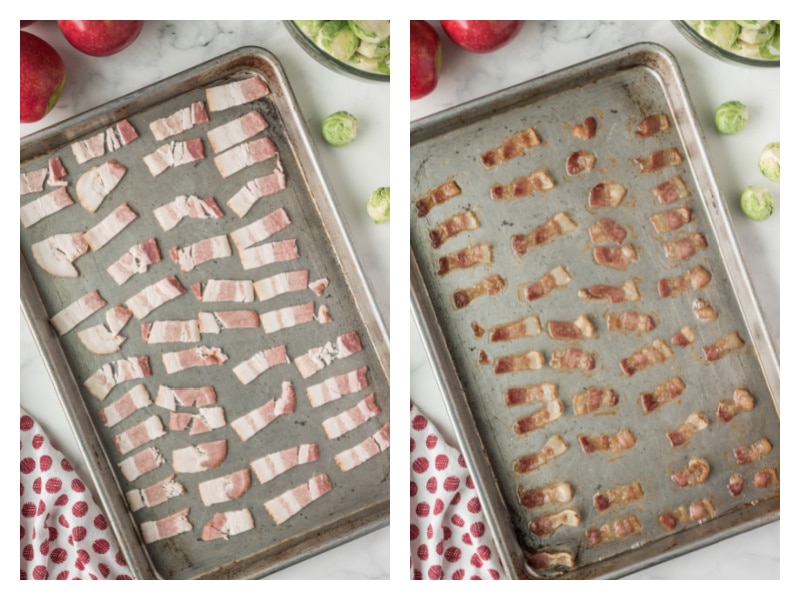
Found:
[20,20,389,580]
[410,20,779,579]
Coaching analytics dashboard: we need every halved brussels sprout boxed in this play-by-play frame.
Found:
[367,187,390,224]
[758,142,780,182]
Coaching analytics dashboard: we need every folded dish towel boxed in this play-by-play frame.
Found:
[20,409,134,580]
[410,401,506,579]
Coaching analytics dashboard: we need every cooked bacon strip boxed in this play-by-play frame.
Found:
[149,101,209,141]
[206,75,269,111]
[671,458,710,488]
[640,376,686,414]
[307,366,369,408]
[550,347,596,371]
[140,507,192,544]
[294,331,362,379]
[754,468,779,489]
[588,218,627,245]
[633,147,682,173]
[547,315,593,340]
[514,434,568,474]
[593,245,638,269]
[517,482,572,509]
[20,187,73,228]
[77,304,133,355]
[198,469,251,506]
[141,319,200,344]
[666,412,708,447]
[169,406,226,436]
[143,138,205,177]
[334,422,390,472]
[505,383,558,407]
[226,169,287,217]
[173,440,227,473]
[514,400,563,435]
[322,393,381,439]
[728,474,745,496]
[518,265,571,302]
[529,509,580,537]
[586,515,641,546]
[169,235,231,273]
[125,475,186,512]
[259,301,319,334]
[125,275,186,319]
[253,270,309,301]
[155,385,216,410]
[658,506,690,530]
[658,265,711,298]
[50,290,106,335]
[527,551,575,572]
[112,414,166,455]
[250,444,319,484]
[664,232,708,262]
[607,311,655,333]
[233,345,288,384]
[650,207,692,233]
[480,127,541,168]
[589,180,627,208]
[31,232,89,278]
[579,279,640,303]
[671,325,696,347]
[20,167,48,195]
[619,338,673,376]
[494,350,545,374]
[572,116,597,139]
[635,113,670,137]
[573,387,619,416]
[511,212,577,255]
[593,482,643,511]
[214,137,277,179]
[229,208,291,250]
[578,429,636,454]
[692,297,717,322]
[704,331,745,362]
[429,210,479,248]
[415,180,461,217]
[201,509,254,541]
[98,384,151,428]
[565,150,595,175]
[163,346,228,374]
[197,310,259,334]
[653,175,690,204]
[452,274,505,310]
[153,194,223,231]
[490,171,555,201]
[689,498,716,522]
[118,447,164,482]
[264,473,333,525]
[239,238,298,271]
[107,238,161,285]
[230,382,295,441]
[734,438,772,465]
[717,387,755,423]
[482,315,541,342]
[83,203,138,251]
[437,242,492,276]
[191,279,254,303]
[207,109,268,153]
[84,356,151,401]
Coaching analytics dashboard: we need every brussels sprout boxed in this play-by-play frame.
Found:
[357,39,391,59]
[367,187,390,224]
[760,27,780,59]
[316,21,359,62]
[736,20,772,29]
[321,111,358,147]
[698,20,741,49]
[348,20,390,43]
[758,142,780,182]
[294,20,325,38]
[740,186,774,221]
[738,21,776,45]
[714,101,748,134]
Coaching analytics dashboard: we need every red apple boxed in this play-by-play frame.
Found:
[57,20,144,57]
[20,31,66,123]
[411,20,441,100]
[440,20,524,53]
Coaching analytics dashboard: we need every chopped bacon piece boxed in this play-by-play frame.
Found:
[663,232,708,262]
[589,180,627,208]
[482,315,541,342]
[307,366,369,408]
[322,393,381,439]
[493,350,545,374]
[118,447,164,482]
[585,515,641,546]
[250,443,319,484]
[650,207,692,233]
[239,238,298,271]
[153,194,224,232]
[191,279,254,303]
[415,180,461,217]
[692,297,717,322]
[511,212,577,255]
[125,275,186,319]
[653,176,690,204]
[527,551,575,572]
[334,422,390,472]
[666,412,708,447]
[233,345,289,384]
[140,507,192,544]
[658,506,689,530]
[107,238,161,285]
[143,138,205,176]
[20,167,48,195]
[253,270,309,301]
[231,382,295,441]
[607,311,656,333]
[31,232,89,278]
[518,265,571,302]
[83,203,138,251]
[592,244,638,269]
[658,265,711,298]
[125,475,186,512]
[264,473,333,525]
[588,218,627,245]
[481,127,541,168]
[728,474,744,496]
[717,387,755,423]
[579,279,640,303]
[84,356,151,401]
[163,346,228,374]
[671,325,696,347]
[578,429,636,454]
[514,400,563,435]
[429,210,479,248]
[504,383,559,408]
[229,207,291,250]
[294,331,362,378]
[201,509,255,541]
[170,235,231,273]
[689,498,715,522]
[754,467,779,489]
[550,347,595,371]
[173,440,227,473]
[734,438,772,465]
[198,469,251,506]
[259,301,319,334]
[514,434,568,474]
[572,117,597,139]
[635,113,670,137]
[50,290,106,335]
[640,376,686,414]
[206,75,269,111]
[703,331,745,362]
[529,509,580,537]
[77,304,133,354]
[169,406,226,436]
[155,385,216,410]
[207,110,268,153]
[309,277,329,297]
[72,120,138,163]
[20,187,73,228]
[197,310,259,333]
[71,132,105,164]
[573,387,619,416]
[226,169,287,217]
[633,147,682,173]
[565,150,595,175]
[112,414,166,455]
[149,100,209,141]
[141,319,200,344]
[452,274,505,309]
[47,157,69,187]
[437,242,492,276]
[214,137,277,179]
[671,458,710,488]
[593,482,643,511]
[546,315,593,340]
[98,384,152,428]
[619,338,673,376]
[517,482,572,509]
[490,170,555,201]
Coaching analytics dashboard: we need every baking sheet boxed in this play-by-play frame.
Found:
[410,43,779,579]
[21,46,389,580]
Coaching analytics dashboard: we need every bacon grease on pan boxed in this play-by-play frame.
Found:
[452,274,505,310]
[490,171,554,201]
[635,113,670,137]
[640,376,686,414]
[437,242,492,276]
[572,116,597,139]
[429,210,479,248]
[514,434,568,473]
[517,481,573,509]
[717,387,755,423]
[632,147,682,173]
[415,180,461,217]
[480,126,541,168]
[504,383,559,408]
[140,507,192,544]
[511,212,577,255]
[20,187,74,228]
[619,338,673,376]
[588,180,627,208]
[572,387,619,416]
[666,412,708,448]
[565,150,596,175]
[586,515,641,546]
[592,482,643,512]
[703,331,745,362]
[671,458,710,488]
[264,473,332,525]
[518,265,571,302]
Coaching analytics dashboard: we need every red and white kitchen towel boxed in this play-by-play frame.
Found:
[410,401,506,580]
[20,409,134,580]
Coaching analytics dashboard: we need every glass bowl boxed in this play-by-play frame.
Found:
[284,21,390,83]
[673,21,779,68]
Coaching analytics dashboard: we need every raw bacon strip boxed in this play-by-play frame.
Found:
[149,101,209,141]
[429,210,479,248]
[334,422,390,472]
[728,474,745,496]
[294,331,363,379]
[206,75,269,111]
[31,232,90,278]
[633,147,682,173]
[70,132,105,164]
[505,383,559,408]
[233,345,289,385]
[518,265,571,302]
[717,387,755,423]
[169,407,226,436]
[227,169,287,217]
[20,167,48,195]
[650,207,692,233]
[666,412,708,447]
[322,393,381,439]
[480,127,540,168]
[230,382,295,441]
[143,138,205,177]
[103,119,139,152]
[494,350,545,374]
[482,315,542,342]
[170,235,232,273]
[118,447,164,482]
[578,429,636,454]
[663,232,708,262]
[307,366,369,408]
[84,356,151,401]
[547,315,594,340]
[658,506,689,530]
[83,203,138,251]
[692,297,717,322]
[640,376,686,414]
[588,218,627,245]
[153,195,224,232]
[250,444,319,484]
[71,120,138,164]
[572,116,597,139]
[589,180,627,208]
[607,311,655,333]
[197,310,259,334]
[635,113,670,137]
[517,482,573,509]
[754,468,779,489]
[77,304,133,355]
[689,498,716,523]
[163,346,228,374]
[703,331,745,362]
[309,278,329,297]
[191,279,254,303]
[140,507,192,544]
[573,387,619,416]
[653,176,690,204]
[107,238,161,285]
[415,180,461,217]
[125,475,186,512]
[229,207,291,250]
[490,170,554,201]
[671,325,696,347]
[48,157,69,186]
[125,275,186,319]
[514,400,563,435]
[75,159,127,213]
[514,434,568,474]
[671,458,710,488]
[452,274,505,310]
[550,348,596,371]
[173,440,227,473]
[437,242,492,276]
[141,319,200,344]
[50,290,107,335]
[619,338,673,376]
[264,473,332,525]
[585,515,641,546]
[239,239,298,271]
[214,137,277,179]
[511,212,576,255]
[198,469,251,506]
[565,150,595,175]
[734,438,772,465]
[207,110,269,153]
[201,509,254,541]
[593,244,638,270]
[98,384,152,428]
[112,414,166,455]
[260,301,318,334]
[658,265,711,298]
[527,552,575,572]
[254,270,309,301]
[593,482,643,511]
[155,385,216,410]
[20,187,74,228]
[579,279,640,303]
[529,509,580,537]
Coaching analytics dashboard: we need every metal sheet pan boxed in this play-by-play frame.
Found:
[410,43,778,580]
[21,46,389,580]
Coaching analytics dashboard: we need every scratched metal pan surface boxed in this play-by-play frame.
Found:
[20,46,389,580]
[410,43,778,579]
